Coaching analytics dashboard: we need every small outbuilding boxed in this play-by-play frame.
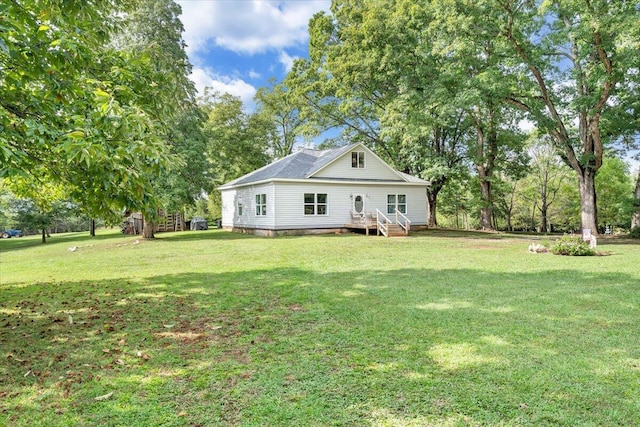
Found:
[219,143,430,236]
[190,217,208,230]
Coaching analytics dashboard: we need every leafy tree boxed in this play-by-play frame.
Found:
[287,0,533,230]
[525,138,571,233]
[596,156,634,231]
[409,112,469,228]
[115,0,201,238]
[437,171,474,230]
[427,0,530,230]
[255,79,308,159]
[6,171,67,242]
[549,178,581,233]
[201,92,271,218]
[633,168,640,230]
[0,186,15,230]
[1,0,177,234]
[497,0,640,234]
[285,1,455,225]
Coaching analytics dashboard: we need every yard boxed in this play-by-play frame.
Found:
[1,229,639,426]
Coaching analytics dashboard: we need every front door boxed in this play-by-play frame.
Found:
[353,194,365,215]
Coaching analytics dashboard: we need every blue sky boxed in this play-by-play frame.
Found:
[177,0,331,109]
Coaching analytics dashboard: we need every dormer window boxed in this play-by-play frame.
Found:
[351,151,365,168]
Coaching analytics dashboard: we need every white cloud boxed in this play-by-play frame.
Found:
[177,0,330,55]
[278,51,297,72]
[190,68,257,107]
[248,69,261,80]
[518,119,536,133]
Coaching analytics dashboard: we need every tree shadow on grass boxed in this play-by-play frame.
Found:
[1,267,639,426]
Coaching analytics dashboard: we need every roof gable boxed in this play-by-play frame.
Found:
[309,143,407,181]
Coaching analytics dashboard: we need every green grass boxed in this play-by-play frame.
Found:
[1,229,639,426]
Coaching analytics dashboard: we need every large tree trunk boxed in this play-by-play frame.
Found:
[478,177,493,230]
[41,228,46,244]
[427,191,438,227]
[505,181,518,232]
[540,206,548,234]
[90,219,96,237]
[502,8,610,237]
[539,190,549,233]
[577,168,598,234]
[426,178,445,227]
[142,216,155,239]
[472,113,497,232]
[632,168,640,229]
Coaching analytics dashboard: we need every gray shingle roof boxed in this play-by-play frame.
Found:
[219,143,429,189]
[220,144,357,188]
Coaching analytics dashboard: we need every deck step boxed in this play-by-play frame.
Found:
[386,224,407,237]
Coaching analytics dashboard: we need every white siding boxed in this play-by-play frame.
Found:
[221,189,236,227]
[221,183,276,229]
[274,182,353,229]
[313,149,401,181]
[272,182,428,229]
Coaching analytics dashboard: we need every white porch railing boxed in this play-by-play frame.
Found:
[395,209,411,234]
[376,209,392,237]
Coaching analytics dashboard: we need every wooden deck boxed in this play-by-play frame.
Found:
[347,210,410,237]
[346,221,377,236]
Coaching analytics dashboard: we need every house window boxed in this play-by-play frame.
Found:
[255,194,267,216]
[304,193,327,215]
[387,194,406,214]
[351,151,365,168]
[237,202,243,216]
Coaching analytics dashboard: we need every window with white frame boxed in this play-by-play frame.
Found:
[387,194,406,214]
[351,151,365,168]
[255,193,267,216]
[304,193,327,215]
[237,201,243,216]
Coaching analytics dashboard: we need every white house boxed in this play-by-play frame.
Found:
[219,143,430,236]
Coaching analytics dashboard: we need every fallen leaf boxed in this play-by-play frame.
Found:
[8,354,27,363]
[177,411,187,417]
[68,315,73,325]
[114,359,125,366]
[163,324,174,329]
[94,391,114,401]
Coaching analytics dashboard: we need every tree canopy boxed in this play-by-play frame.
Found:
[281,0,640,233]
[1,0,201,239]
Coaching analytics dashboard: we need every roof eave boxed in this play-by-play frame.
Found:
[219,177,429,191]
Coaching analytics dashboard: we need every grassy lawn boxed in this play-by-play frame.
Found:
[1,229,639,426]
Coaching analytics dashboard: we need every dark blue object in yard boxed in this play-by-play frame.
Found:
[1,229,23,238]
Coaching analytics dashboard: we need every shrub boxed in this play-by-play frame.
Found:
[630,226,640,239]
[551,235,595,256]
